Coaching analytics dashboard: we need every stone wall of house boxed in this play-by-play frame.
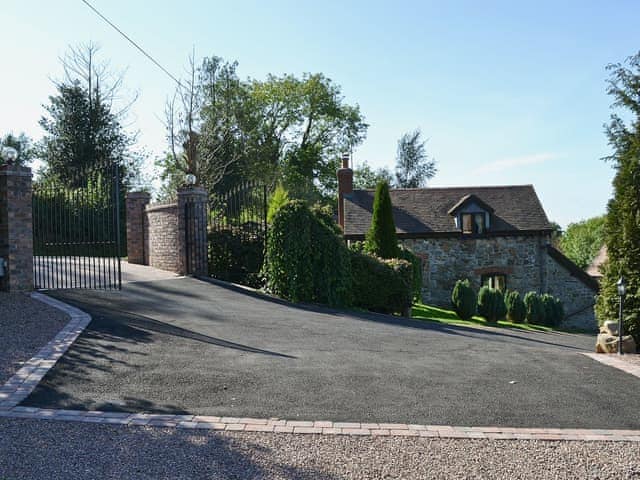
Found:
[544,254,598,331]
[144,203,180,273]
[401,234,597,330]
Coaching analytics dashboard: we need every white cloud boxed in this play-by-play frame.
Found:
[472,153,559,175]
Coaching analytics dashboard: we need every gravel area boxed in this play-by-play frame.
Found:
[0,292,69,384]
[1,418,639,479]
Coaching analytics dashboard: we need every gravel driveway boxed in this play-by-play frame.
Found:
[0,292,69,384]
[21,278,640,429]
[1,418,640,480]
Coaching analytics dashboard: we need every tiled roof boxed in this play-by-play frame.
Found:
[343,185,553,237]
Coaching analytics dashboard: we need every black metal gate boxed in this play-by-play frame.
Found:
[207,182,268,287]
[32,162,123,290]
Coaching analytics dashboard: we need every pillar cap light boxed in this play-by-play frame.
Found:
[617,276,627,296]
[185,173,197,186]
[1,147,18,164]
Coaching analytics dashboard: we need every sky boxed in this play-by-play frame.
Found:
[1,0,639,228]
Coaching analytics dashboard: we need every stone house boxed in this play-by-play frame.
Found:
[337,158,598,330]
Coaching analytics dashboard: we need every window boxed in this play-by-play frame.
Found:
[461,213,486,235]
[482,273,506,292]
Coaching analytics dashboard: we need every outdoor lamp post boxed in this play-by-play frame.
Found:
[616,276,627,355]
[1,147,18,165]
[185,173,197,186]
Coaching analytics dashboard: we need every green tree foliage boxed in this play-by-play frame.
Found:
[595,52,640,344]
[353,160,394,189]
[451,279,477,320]
[1,132,35,167]
[267,184,290,224]
[505,290,526,324]
[38,44,140,188]
[161,56,368,203]
[364,181,399,258]
[395,129,436,188]
[540,294,564,327]
[477,286,507,323]
[524,292,544,325]
[263,200,350,306]
[558,216,606,269]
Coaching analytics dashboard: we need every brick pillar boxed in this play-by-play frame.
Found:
[0,165,33,291]
[337,153,353,229]
[126,191,151,265]
[177,186,208,276]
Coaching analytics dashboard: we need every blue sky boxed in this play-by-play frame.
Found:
[2,0,639,227]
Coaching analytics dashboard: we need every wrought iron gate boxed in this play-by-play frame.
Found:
[32,162,123,290]
[207,182,268,287]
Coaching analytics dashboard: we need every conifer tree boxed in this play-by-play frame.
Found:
[365,181,399,259]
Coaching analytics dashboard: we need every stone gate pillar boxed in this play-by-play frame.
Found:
[126,191,151,265]
[177,186,208,277]
[0,165,33,292]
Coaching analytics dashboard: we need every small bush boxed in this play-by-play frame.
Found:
[398,247,423,301]
[263,200,350,306]
[539,294,565,327]
[505,290,526,323]
[477,286,507,323]
[451,279,476,320]
[350,250,413,315]
[208,227,264,288]
[524,292,544,325]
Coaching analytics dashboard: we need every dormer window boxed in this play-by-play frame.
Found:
[461,213,486,235]
[448,194,494,236]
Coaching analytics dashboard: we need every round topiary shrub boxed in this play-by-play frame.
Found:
[477,286,507,323]
[263,200,350,306]
[524,291,544,325]
[451,279,476,320]
[505,290,526,323]
[539,294,565,327]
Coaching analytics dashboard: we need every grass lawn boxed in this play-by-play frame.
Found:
[411,303,555,333]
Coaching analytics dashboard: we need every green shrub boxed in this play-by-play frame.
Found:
[364,181,399,259]
[263,200,350,306]
[505,290,526,323]
[350,250,413,315]
[539,294,565,327]
[398,247,423,301]
[208,227,264,288]
[451,279,476,320]
[477,286,507,323]
[266,184,290,224]
[524,292,544,325]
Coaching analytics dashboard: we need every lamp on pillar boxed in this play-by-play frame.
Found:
[185,173,197,187]
[1,147,18,165]
[616,276,627,355]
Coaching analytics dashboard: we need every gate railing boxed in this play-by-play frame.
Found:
[207,182,268,287]
[32,162,123,290]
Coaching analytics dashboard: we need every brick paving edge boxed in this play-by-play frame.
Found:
[581,353,640,380]
[1,293,639,442]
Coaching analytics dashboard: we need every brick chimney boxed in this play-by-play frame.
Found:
[337,153,353,229]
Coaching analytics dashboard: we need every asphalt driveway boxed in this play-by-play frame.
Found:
[21,277,640,428]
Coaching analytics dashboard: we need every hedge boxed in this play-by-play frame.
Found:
[451,279,476,320]
[477,286,507,323]
[505,290,526,323]
[350,250,413,315]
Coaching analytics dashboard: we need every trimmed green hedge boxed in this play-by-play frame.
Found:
[505,290,526,324]
[263,200,350,306]
[524,291,544,325]
[397,247,423,301]
[451,279,476,320]
[477,286,507,323]
[350,250,413,315]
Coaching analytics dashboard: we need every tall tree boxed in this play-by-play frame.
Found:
[365,181,399,258]
[595,51,640,344]
[1,132,35,166]
[395,129,436,188]
[353,160,394,190]
[39,44,140,188]
[559,216,606,269]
